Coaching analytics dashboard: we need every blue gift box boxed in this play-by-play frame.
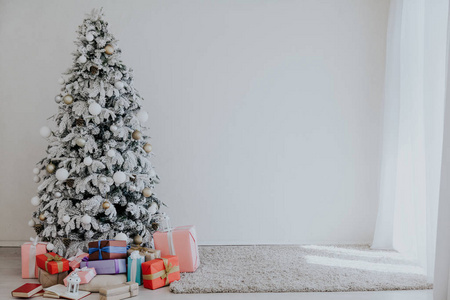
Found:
[127,251,145,285]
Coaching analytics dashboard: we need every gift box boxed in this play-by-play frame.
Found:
[88,240,127,260]
[142,256,180,290]
[64,267,96,286]
[127,246,161,261]
[80,258,127,275]
[153,225,199,272]
[21,238,47,278]
[127,251,144,285]
[67,249,89,270]
[36,252,69,275]
[99,282,138,300]
[38,268,68,288]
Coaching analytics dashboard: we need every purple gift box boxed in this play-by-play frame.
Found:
[80,258,126,275]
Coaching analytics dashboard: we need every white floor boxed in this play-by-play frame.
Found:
[1,247,433,300]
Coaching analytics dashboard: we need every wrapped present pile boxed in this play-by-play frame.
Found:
[19,213,199,297]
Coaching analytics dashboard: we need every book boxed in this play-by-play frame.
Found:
[43,284,91,300]
[11,283,43,298]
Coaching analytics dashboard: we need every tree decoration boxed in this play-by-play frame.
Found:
[40,126,51,138]
[39,214,46,221]
[143,143,152,153]
[142,187,152,198]
[113,171,126,184]
[137,110,148,123]
[46,163,56,173]
[104,44,114,55]
[28,219,35,227]
[114,232,128,242]
[63,95,74,105]
[31,196,41,206]
[83,156,93,166]
[33,168,40,175]
[33,176,41,183]
[133,234,142,245]
[151,223,159,231]
[90,65,99,75]
[76,118,85,126]
[66,179,75,188]
[47,243,55,251]
[30,9,162,257]
[132,130,142,140]
[76,138,86,147]
[58,77,65,84]
[88,102,102,115]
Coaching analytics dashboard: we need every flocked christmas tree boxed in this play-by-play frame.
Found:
[29,9,162,256]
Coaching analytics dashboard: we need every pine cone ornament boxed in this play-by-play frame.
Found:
[151,222,159,231]
[90,65,99,75]
[63,238,71,248]
[66,179,75,188]
[76,118,85,126]
[33,224,44,235]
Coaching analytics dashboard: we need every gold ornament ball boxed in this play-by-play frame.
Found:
[39,214,46,221]
[142,187,152,198]
[133,235,143,245]
[102,201,110,209]
[63,95,74,105]
[132,130,142,140]
[46,163,56,173]
[105,44,115,55]
[143,143,152,153]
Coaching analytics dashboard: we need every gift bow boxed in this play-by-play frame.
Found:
[68,249,86,262]
[30,236,40,246]
[74,267,89,273]
[129,245,150,256]
[44,253,64,273]
[143,257,179,286]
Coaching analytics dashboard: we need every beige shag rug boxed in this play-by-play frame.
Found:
[170,245,432,293]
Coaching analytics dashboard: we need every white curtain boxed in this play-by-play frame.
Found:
[434,2,450,299]
[372,0,447,281]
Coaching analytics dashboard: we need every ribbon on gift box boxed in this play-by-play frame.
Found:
[28,237,40,278]
[174,225,199,269]
[82,257,121,274]
[44,253,64,273]
[142,257,179,286]
[129,251,143,283]
[88,240,127,260]
[129,245,150,256]
[67,249,85,262]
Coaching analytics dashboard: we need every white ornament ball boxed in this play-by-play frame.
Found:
[86,32,94,42]
[110,125,118,132]
[62,215,70,223]
[33,168,40,175]
[55,95,62,103]
[78,55,87,64]
[81,214,91,224]
[40,126,51,138]
[28,219,35,227]
[33,175,40,183]
[100,177,107,183]
[114,232,128,242]
[107,149,115,157]
[149,202,158,214]
[114,81,124,89]
[54,191,62,198]
[31,196,41,206]
[149,169,156,178]
[129,185,136,192]
[46,243,54,251]
[58,77,65,84]
[83,156,93,166]
[88,103,102,116]
[56,168,69,181]
[137,110,148,123]
[76,138,86,147]
[113,171,126,184]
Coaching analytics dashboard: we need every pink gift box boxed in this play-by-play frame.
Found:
[21,241,47,278]
[68,252,89,270]
[153,225,199,272]
[63,267,97,285]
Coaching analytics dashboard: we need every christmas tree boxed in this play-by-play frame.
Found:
[30,9,161,256]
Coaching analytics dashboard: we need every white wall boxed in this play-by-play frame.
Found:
[0,0,389,245]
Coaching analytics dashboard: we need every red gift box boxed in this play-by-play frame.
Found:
[36,252,69,275]
[142,256,180,290]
